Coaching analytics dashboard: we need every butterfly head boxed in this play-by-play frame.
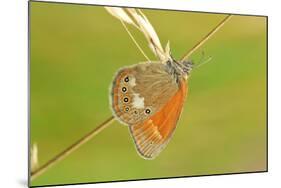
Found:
[167,58,193,80]
[180,60,193,78]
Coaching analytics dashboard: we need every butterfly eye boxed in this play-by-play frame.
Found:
[123,97,129,103]
[122,87,127,92]
[124,76,129,82]
[145,108,151,114]
[183,67,188,73]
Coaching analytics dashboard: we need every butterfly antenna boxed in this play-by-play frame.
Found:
[194,55,213,69]
[197,50,205,64]
[180,15,232,62]
[120,20,152,62]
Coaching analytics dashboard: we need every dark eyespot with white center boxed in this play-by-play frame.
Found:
[124,76,129,82]
[123,97,129,103]
[125,107,129,112]
[122,87,127,92]
[145,108,151,114]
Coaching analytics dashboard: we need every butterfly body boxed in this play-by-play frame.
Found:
[110,59,193,159]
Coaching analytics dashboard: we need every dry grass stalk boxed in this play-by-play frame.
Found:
[31,143,39,172]
[180,15,233,61]
[30,116,115,181]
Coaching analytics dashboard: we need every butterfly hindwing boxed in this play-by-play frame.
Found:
[129,80,187,159]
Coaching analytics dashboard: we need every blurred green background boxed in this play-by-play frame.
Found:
[30,1,267,187]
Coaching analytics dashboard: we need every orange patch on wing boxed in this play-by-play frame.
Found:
[112,69,131,115]
[129,80,187,159]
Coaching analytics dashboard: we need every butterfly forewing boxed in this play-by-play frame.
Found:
[111,62,179,126]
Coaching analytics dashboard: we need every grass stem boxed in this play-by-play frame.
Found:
[30,116,115,181]
[180,15,232,62]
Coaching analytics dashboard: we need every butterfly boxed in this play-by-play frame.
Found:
[110,58,192,159]
[106,7,230,159]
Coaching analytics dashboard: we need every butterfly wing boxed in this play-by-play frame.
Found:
[110,62,179,126]
[129,80,187,159]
